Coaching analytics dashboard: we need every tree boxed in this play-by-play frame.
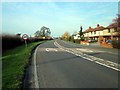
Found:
[108,14,120,32]
[79,26,83,37]
[110,14,120,48]
[39,26,51,37]
[79,26,85,41]
[34,26,51,37]
[112,14,120,24]
[62,32,70,40]
[34,30,40,37]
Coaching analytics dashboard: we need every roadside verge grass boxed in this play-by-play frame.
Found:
[2,41,45,89]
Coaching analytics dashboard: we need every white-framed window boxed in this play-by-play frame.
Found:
[94,31,96,34]
[91,32,92,34]
[114,27,118,32]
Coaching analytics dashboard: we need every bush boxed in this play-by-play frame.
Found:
[2,34,46,52]
[69,36,74,42]
[112,40,120,49]
[2,35,23,51]
[74,39,80,44]
[80,37,85,41]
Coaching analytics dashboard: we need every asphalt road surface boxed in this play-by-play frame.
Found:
[27,40,119,88]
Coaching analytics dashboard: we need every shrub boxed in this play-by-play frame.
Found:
[80,37,85,41]
[2,35,23,51]
[112,40,120,49]
[74,39,80,44]
[2,34,47,52]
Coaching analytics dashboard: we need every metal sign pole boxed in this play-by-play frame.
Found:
[25,39,27,48]
[22,34,28,49]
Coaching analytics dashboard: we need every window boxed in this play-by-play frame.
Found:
[94,31,96,34]
[108,29,110,33]
[114,28,117,32]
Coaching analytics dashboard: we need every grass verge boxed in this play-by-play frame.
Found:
[2,41,45,89]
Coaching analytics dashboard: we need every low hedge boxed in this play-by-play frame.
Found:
[112,40,120,49]
[2,35,46,52]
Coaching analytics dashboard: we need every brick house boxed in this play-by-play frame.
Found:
[105,23,119,41]
[83,24,119,43]
[83,24,105,43]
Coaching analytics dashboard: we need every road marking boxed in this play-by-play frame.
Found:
[45,48,58,52]
[76,48,93,52]
[54,41,120,72]
[34,45,40,88]
[45,48,49,52]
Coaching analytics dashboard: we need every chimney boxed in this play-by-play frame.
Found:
[97,24,100,27]
[89,26,91,29]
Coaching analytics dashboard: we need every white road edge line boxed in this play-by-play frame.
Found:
[34,45,40,88]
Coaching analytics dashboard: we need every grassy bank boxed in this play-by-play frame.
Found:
[2,41,45,89]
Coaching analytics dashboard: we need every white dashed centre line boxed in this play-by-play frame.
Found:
[76,48,93,52]
[54,41,120,72]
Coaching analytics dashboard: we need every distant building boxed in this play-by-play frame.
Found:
[83,24,119,43]
[74,32,80,39]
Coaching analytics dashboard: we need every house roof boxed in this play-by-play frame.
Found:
[107,23,118,28]
[83,27,94,33]
[93,24,105,31]
[83,24,105,33]
[94,26,105,31]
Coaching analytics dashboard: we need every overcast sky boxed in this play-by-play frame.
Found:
[1,1,118,37]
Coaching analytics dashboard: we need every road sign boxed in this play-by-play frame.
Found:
[22,34,29,48]
[22,34,29,40]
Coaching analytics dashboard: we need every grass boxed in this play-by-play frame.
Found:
[2,41,45,89]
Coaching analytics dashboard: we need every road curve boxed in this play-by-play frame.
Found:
[31,40,118,88]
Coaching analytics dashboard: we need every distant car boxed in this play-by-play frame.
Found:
[106,40,112,43]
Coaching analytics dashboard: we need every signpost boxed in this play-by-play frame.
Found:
[22,34,29,48]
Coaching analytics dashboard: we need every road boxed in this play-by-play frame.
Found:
[26,40,119,88]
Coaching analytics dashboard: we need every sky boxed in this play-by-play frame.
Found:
[1,1,119,37]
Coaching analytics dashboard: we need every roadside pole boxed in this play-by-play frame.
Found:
[24,39,27,48]
[22,34,29,48]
